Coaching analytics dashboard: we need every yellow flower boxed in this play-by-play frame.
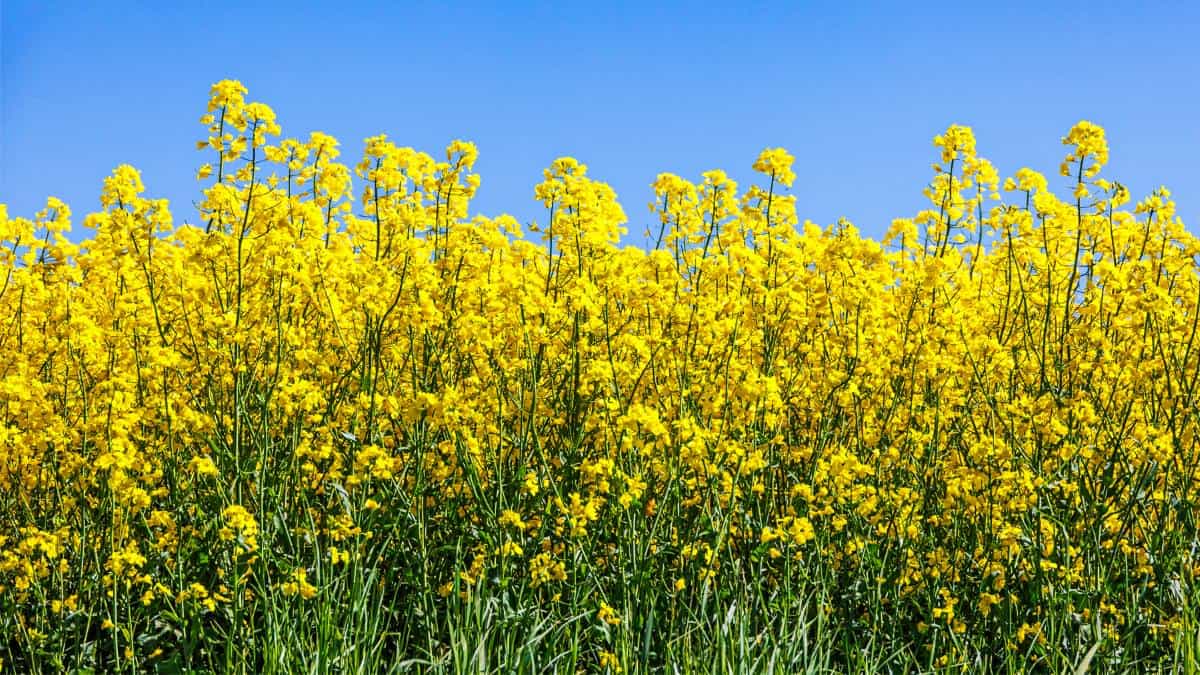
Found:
[498,509,527,531]
[752,147,797,187]
[597,601,621,625]
[329,546,351,565]
[521,471,540,496]
[978,592,1001,617]
[529,553,566,588]
[280,568,318,600]
[599,650,621,672]
[187,455,219,477]
[220,505,259,552]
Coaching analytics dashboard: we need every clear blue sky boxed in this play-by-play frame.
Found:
[2,2,1198,244]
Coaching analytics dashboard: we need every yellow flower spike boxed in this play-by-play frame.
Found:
[1062,120,1109,172]
[752,147,797,187]
[932,124,977,163]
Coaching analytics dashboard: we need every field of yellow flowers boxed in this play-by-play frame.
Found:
[3,80,1200,673]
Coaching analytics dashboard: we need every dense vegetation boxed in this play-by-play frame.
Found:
[3,80,1200,673]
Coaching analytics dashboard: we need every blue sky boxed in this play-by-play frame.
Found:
[2,2,1198,244]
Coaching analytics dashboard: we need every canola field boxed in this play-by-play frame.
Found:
[2,81,1200,673]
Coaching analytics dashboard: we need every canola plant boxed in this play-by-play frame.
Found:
[1,80,1199,672]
